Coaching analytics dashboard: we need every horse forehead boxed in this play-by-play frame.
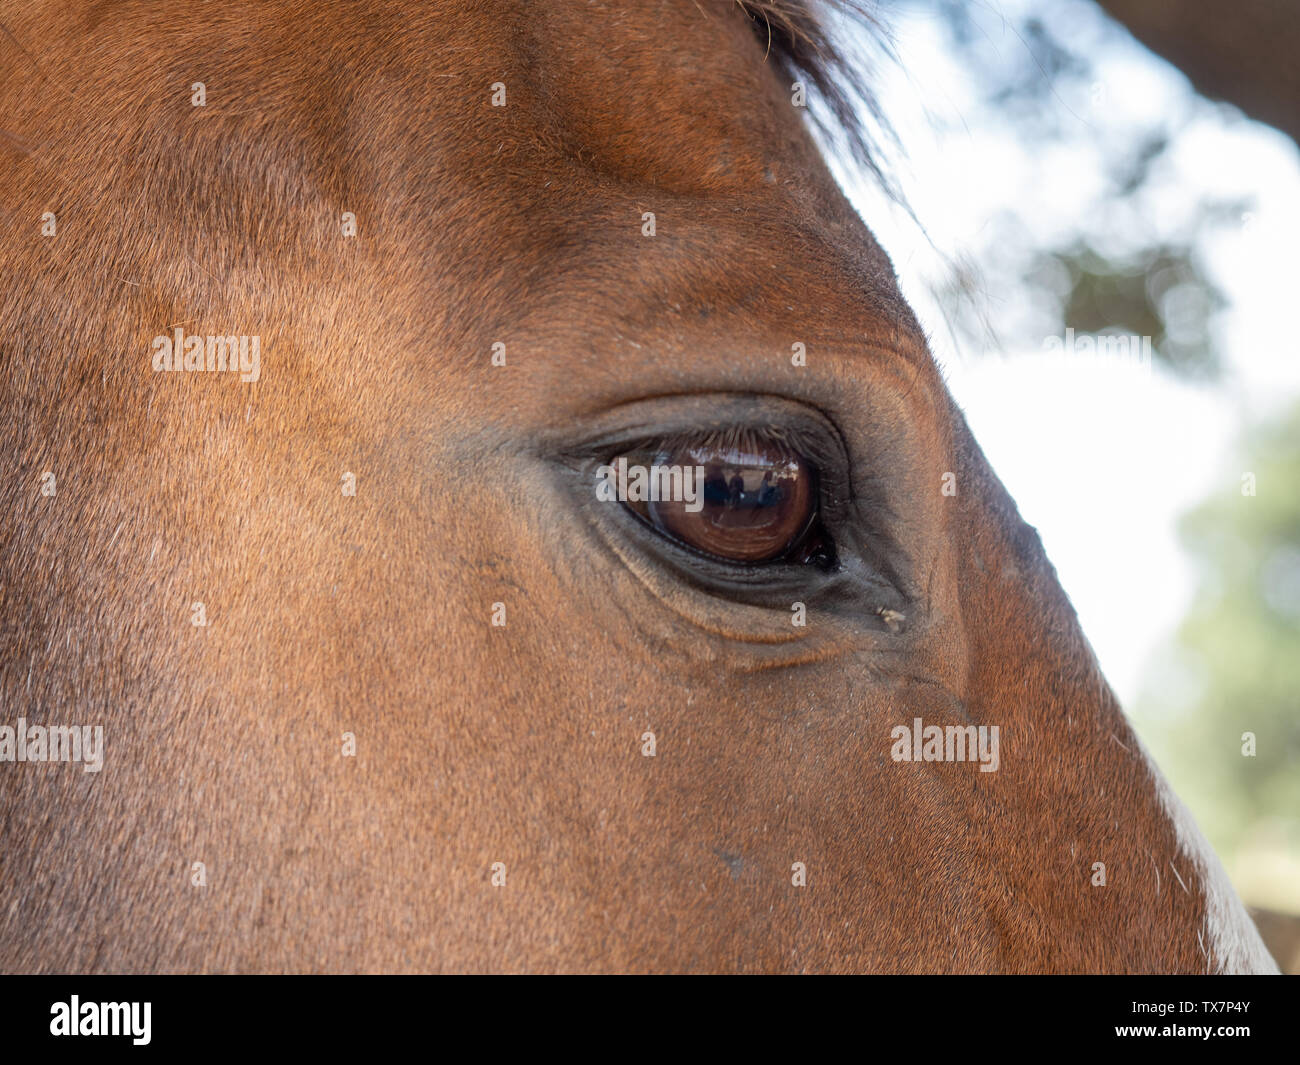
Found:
[365,0,863,239]
[405,3,842,231]
[419,10,923,370]
[10,0,914,357]
[458,0,809,194]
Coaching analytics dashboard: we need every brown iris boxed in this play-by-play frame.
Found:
[619,435,822,563]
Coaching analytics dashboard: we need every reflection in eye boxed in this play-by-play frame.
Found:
[617,430,831,565]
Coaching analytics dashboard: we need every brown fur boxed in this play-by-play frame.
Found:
[0,0,1274,972]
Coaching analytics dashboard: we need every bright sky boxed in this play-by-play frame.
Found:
[834,0,1300,710]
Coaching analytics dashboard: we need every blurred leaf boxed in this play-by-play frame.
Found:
[1026,240,1227,377]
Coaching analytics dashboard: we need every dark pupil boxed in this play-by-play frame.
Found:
[622,440,817,562]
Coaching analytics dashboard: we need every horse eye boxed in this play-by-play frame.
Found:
[611,436,829,565]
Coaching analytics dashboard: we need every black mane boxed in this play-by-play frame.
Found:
[738,1,901,201]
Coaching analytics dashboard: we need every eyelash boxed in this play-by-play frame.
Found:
[616,426,850,496]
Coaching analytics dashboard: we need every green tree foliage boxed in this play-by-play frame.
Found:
[1140,400,1300,867]
[902,0,1242,379]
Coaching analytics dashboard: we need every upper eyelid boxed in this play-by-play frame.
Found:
[572,416,851,478]
[546,392,849,453]
[623,422,828,451]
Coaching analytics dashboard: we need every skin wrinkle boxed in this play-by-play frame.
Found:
[0,0,1278,973]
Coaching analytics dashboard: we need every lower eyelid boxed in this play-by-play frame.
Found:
[572,454,912,636]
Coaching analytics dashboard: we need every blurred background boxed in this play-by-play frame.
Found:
[829,0,1300,970]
